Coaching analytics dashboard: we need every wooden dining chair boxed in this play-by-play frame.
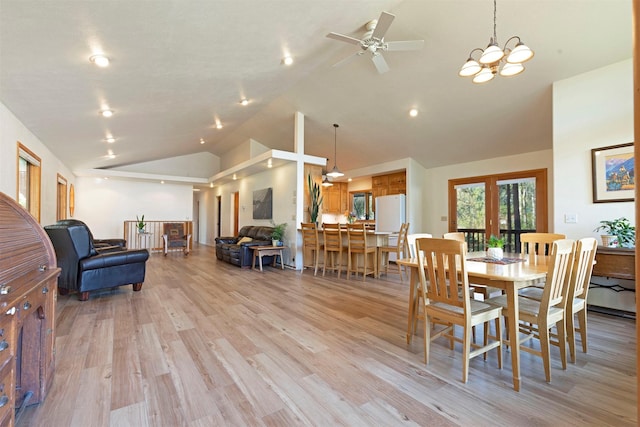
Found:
[301,222,323,276]
[520,237,597,363]
[415,237,503,383]
[520,232,566,260]
[346,223,376,281]
[322,222,344,278]
[486,239,575,382]
[377,222,409,281]
[406,233,432,259]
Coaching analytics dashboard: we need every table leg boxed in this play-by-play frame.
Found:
[252,250,258,271]
[506,286,521,391]
[279,250,284,269]
[406,266,418,344]
[258,252,264,272]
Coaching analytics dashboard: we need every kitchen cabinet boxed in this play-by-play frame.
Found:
[372,171,406,200]
[322,182,348,213]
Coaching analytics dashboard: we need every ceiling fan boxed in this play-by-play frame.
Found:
[326,11,424,74]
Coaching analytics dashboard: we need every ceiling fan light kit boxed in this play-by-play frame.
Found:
[326,123,344,178]
[459,0,534,83]
[326,11,424,74]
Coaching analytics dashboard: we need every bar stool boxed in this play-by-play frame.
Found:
[377,222,409,281]
[322,222,344,278]
[346,223,376,281]
[301,222,323,275]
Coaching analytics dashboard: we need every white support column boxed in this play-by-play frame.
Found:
[294,112,305,270]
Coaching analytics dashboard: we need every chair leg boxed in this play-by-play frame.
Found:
[539,321,552,382]
[424,314,431,365]
[577,309,588,354]
[78,291,89,301]
[495,317,503,369]
[556,319,567,370]
[567,311,577,363]
[462,324,471,383]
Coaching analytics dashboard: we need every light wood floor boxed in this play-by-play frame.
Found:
[18,245,636,426]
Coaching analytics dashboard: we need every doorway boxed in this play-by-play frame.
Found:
[448,169,548,252]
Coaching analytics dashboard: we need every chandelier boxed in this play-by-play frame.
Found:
[326,124,344,178]
[458,0,534,83]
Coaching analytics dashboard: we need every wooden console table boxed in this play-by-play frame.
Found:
[0,192,59,426]
[589,245,635,314]
[252,246,286,272]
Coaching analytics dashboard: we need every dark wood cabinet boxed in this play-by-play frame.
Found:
[589,246,635,315]
[0,192,58,426]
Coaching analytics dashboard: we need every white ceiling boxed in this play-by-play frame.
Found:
[0,0,633,179]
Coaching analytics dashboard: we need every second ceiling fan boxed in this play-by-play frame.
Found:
[326,11,424,74]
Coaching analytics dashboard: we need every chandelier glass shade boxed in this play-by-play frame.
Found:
[459,0,533,84]
[321,175,333,187]
[326,123,344,178]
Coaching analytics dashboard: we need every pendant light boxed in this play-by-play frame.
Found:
[458,0,534,83]
[326,123,344,178]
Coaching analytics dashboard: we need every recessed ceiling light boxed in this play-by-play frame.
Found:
[160,181,165,184]
[200,138,205,144]
[240,99,249,106]
[409,108,419,117]
[90,54,110,67]
[216,122,223,129]
[282,56,293,66]
[210,182,214,188]
[100,109,114,118]
[104,136,115,143]
[232,174,237,180]
[267,159,273,168]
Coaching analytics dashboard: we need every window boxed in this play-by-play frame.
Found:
[57,174,68,221]
[17,142,41,222]
[448,169,548,252]
[351,191,375,220]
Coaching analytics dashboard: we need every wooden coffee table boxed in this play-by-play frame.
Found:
[252,245,286,272]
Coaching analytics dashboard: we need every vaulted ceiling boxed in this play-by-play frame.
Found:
[0,1,632,180]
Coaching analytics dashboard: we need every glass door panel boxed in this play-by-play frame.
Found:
[497,177,537,252]
[455,182,486,251]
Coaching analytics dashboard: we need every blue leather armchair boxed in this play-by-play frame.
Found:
[44,220,149,301]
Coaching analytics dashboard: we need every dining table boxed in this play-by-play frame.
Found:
[397,251,549,391]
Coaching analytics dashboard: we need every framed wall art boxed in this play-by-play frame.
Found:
[253,187,273,219]
[591,142,634,203]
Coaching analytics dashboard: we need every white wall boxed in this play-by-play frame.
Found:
[553,59,634,240]
[423,150,554,238]
[74,177,193,239]
[0,101,75,225]
[212,162,298,264]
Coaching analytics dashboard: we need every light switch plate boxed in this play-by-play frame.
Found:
[564,213,577,223]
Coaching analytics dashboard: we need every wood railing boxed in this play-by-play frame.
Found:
[458,228,536,252]
[123,220,193,252]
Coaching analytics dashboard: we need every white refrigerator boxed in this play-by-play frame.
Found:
[375,194,406,233]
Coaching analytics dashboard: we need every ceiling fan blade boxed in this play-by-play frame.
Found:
[385,40,425,51]
[326,32,362,46]
[371,11,395,40]
[333,51,362,68]
[371,53,389,74]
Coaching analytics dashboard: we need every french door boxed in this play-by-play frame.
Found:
[448,169,548,252]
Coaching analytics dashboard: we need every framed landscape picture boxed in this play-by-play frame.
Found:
[591,142,634,203]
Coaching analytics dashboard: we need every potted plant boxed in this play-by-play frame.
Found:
[486,234,504,259]
[271,222,287,246]
[594,217,635,248]
[136,215,146,233]
[307,174,323,224]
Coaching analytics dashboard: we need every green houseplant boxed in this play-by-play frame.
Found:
[486,234,504,259]
[594,217,635,248]
[136,215,146,233]
[271,222,287,246]
[307,174,323,224]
